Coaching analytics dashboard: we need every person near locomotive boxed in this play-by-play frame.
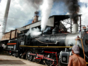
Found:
[68,45,87,66]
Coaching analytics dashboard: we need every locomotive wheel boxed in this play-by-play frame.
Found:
[18,53,22,58]
[28,55,33,61]
[35,58,41,63]
[8,51,12,55]
[19,53,25,59]
[26,52,33,61]
[56,63,61,66]
[14,53,17,57]
[32,56,36,62]
[22,54,26,59]
[45,60,53,66]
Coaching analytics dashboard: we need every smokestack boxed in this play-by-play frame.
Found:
[65,0,79,33]
[32,11,39,23]
[71,14,79,33]
[72,23,78,33]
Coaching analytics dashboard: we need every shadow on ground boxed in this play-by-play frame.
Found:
[0,60,25,64]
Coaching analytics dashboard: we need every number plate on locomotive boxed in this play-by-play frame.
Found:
[8,46,13,48]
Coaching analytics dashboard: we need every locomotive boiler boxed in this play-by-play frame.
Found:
[25,31,88,52]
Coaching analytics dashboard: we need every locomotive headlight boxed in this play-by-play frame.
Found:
[62,57,66,61]
[59,51,70,64]
[2,44,6,49]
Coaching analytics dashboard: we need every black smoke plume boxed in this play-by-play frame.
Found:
[65,0,79,24]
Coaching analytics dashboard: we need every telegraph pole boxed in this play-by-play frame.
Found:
[3,0,11,33]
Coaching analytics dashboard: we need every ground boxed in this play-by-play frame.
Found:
[0,55,45,66]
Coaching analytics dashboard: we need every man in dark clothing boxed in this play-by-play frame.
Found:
[68,45,87,66]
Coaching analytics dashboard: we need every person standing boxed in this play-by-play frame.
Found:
[68,45,87,66]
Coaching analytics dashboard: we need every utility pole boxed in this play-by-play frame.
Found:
[3,0,11,34]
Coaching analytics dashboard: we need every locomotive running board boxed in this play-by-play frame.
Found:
[19,45,72,48]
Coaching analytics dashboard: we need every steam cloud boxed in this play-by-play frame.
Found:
[26,28,41,37]
[40,0,54,31]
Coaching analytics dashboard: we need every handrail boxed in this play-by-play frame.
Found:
[20,45,72,48]
[75,38,85,60]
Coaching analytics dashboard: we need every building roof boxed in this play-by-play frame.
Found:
[49,15,70,20]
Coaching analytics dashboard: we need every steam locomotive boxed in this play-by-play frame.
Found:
[2,15,88,66]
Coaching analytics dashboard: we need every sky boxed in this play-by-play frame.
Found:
[0,0,88,33]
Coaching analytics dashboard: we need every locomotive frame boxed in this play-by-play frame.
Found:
[0,15,88,66]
